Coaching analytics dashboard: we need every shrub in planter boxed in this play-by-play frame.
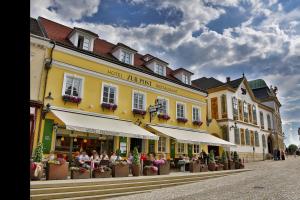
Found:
[71,167,91,179]
[93,166,112,178]
[132,109,146,116]
[221,151,229,170]
[112,161,129,177]
[131,147,140,176]
[177,118,188,123]
[200,164,208,172]
[233,151,240,169]
[192,121,203,126]
[31,143,44,180]
[62,95,82,104]
[157,114,170,120]
[143,165,158,176]
[208,150,216,171]
[46,158,69,180]
[101,103,117,111]
[238,158,245,169]
[189,160,201,173]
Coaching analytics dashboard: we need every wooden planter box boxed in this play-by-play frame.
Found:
[158,160,170,175]
[93,170,112,178]
[200,164,208,172]
[143,167,158,176]
[239,163,245,169]
[112,164,129,177]
[71,170,90,179]
[131,164,141,176]
[46,162,69,180]
[234,161,240,169]
[208,163,216,171]
[216,164,223,171]
[229,161,235,170]
[223,162,229,170]
[189,161,200,173]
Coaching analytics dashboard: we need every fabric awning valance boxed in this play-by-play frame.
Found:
[147,125,236,147]
[51,109,159,140]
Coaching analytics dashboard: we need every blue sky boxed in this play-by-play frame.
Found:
[31,0,300,147]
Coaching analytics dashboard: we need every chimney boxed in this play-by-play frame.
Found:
[226,77,231,83]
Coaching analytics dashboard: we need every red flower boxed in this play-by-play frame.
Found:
[101,103,118,111]
[132,109,146,115]
[62,95,82,104]
[158,114,170,120]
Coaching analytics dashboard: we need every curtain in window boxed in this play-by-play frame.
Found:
[234,128,240,145]
[255,131,259,147]
[245,129,250,145]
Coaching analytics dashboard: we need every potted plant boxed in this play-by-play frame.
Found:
[189,159,201,173]
[31,142,44,180]
[208,150,216,171]
[233,151,240,169]
[112,149,129,177]
[46,158,69,180]
[92,166,112,178]
[62,95,82,104]
[131,147,140,176]
[132,109,146,116]
[157,114,170,120]
[177,118,188,123]
[70,167,91,179]
[228,151,235,170]
[101,103,117,111]
[221,151,228,170]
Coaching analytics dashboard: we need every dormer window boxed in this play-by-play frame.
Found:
[77,35,90,50]
[155,63,165,76]
[120,50,132,64]
[172,68,193,85]
[182,74,189,84]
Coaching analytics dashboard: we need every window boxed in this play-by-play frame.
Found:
[232,97,238,120]
[241,128,245,145]
[245,129,250,145]
[77,35,84,49]
[176,103,185,118]
[252,105,257,124]
[193,144,200,154]
[250,130,254,146]
[262,134,266,148]
[155,64,165,76]
[158,137,166,152]
[243,102,248,122]
[255,131,259,147]
[182,74,189,84]
[248,104,252,123]
[157,98,168,114]
[260,112,264,129]
[192,107,200,121]
[62,74,83,97]
[211,97,218,119]
[177,143,185,153]
[82,38,90,50]
[101,84,117,104]
[221,94,227,118]
[234,128,240,145]
[120,50,132,64]
[267,114,272,130]
[238,100,243,121]
[133,91,146,110]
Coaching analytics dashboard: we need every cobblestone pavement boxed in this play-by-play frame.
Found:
[109,157,300,200]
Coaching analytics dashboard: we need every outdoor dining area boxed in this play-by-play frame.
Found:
[30,143,245,181]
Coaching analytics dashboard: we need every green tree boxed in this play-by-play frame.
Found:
[132,147,140,165]
[288,144,298,154]
[209,150,215,164]
[233,151,239,162]
[221,151,228,164]
[33,142,44,162]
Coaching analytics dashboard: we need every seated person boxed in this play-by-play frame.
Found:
[127,152,133,164]
[78,151,91,169]
[100,151,109,160]
[153,153,166,166]
[192,154,198,161]
[110,152,122,163]
[91,150,100,168]
[48,151,55,161]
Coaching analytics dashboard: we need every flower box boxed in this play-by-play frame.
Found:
[71,167,91,179]
[208,163,216,171]
[189,160,201,173]
[234,161,240,169]
[216,164,224,171]
[158,160,170,175]
[46,161,69,180]
[101,103,117,111]
[200,164,208,172]
[132,109,146,116]
[112,163,129,177]
[131,164,141,176]
[157,114,170,120]
[177,118,188,123]
[228,160,235,170]
[92,168,112,178]
[143,166,158,176]
[223,162,229,170]
[62,95,82,104]
[192,121,203,126]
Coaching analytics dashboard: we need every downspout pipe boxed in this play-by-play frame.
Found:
[36,40,56,145]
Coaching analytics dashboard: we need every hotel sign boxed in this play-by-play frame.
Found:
[107,69,178,93]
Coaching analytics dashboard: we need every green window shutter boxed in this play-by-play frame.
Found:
[42,119,54,154]
[188,144,193,158]
[119,137,127,157]
[170,139,175,159]
[148,140,155,154]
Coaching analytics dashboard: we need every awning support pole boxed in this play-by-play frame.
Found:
[68,137,73,163]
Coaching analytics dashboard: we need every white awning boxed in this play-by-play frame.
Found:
[51,109,159,140]
[147,125,236,147]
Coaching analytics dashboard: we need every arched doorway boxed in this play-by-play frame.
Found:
[267,136,273,154]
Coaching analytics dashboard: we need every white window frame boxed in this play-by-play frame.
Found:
[154,63,165,76]
[132,90,147,111]
[176,101,186,119]
[182,74,190,84]
[82,37,90,50]
[61,73,85,98]
[158,136,167,152]
[193,144,200,154]
[177,143,185,153]
[120,50,132,65]
[192,106,201,122]
[156,96,169,115]
[100,82,119,105]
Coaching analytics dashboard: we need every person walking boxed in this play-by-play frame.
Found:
[277,148,281,160]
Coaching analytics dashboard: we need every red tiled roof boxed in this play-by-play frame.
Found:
[37,17,207,94]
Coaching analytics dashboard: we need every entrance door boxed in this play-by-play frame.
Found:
[208,145,219,157]
[267,136,273,154]
[130,138,142,153]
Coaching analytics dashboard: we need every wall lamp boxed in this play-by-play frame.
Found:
[230,121,238,130]
[41,103,51,119]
